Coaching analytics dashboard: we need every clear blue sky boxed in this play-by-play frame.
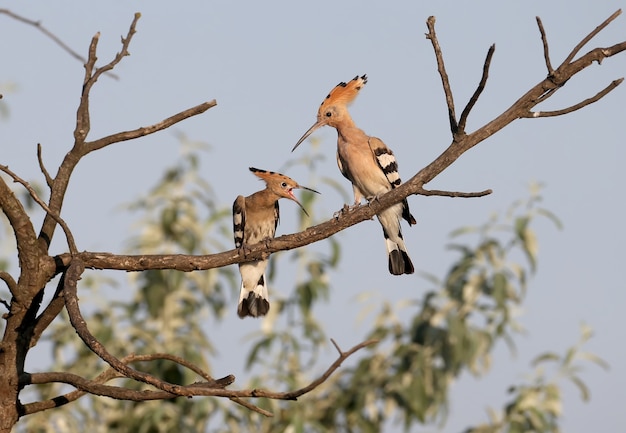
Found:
[2,2,625,432]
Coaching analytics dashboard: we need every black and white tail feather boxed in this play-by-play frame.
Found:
[369,137,416,275]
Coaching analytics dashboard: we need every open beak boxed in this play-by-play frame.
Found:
[288,185,320,217]
[291,120,326,152]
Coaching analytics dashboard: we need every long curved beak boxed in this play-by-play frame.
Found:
[288,185,320,217]
[292,120,325,152]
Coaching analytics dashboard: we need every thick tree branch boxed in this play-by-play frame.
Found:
[0,177,39,300]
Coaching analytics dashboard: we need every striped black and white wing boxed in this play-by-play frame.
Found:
[233,195,246,248]
[368,136,416,226]
[368,136,400,188]
[273,200,280,233]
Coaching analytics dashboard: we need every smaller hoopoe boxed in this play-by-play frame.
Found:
[233,167,319,318]
[292,74,416,275]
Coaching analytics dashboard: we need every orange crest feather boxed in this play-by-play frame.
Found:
[249,167,289,184]
[319,74,367,109]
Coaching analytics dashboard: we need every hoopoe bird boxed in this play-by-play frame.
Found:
[233,167,319,318]
[292,74,416,275]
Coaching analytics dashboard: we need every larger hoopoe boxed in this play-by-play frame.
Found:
[233,167,319,318]
[292,74,416,275]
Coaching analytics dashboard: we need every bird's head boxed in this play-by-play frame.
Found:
[249,167,320,216]
[292,74,367,152]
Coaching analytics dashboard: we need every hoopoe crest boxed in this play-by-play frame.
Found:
[292,74,416,275]
[233,167,319,318]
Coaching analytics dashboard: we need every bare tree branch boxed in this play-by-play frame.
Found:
[458,44,495,134]
[0,9,119,79]
[524,78,624,118]
[36,15,216,253]
[36,144,53,188]
[75,14,140,146]
[229,397,274,417]
[20,353,233,414]
[425,16,458,135]
[20,337,374,416]
[62,259,196,397]
[559,9,622,68]
[0,177,39,300]
[418,188,493,198]
[536,17,554,75]
[85,100,217,153]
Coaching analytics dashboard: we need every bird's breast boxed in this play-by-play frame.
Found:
[337,141,391,197]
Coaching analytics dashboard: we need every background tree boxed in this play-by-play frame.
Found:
[1,4,624,433]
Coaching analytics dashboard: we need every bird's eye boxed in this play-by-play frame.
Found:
[281,182,287,188]
[325,111,332,117]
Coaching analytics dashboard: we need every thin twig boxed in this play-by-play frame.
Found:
[37,143,54,188]
[536,17,554,75]
[257,339,378,401]
[89,13,141,85]
[458,44,496,134]
[134,352,217,382]
[229,397,274,417]
[425,16,458,134]
[0,164,78,254]
[418,188,493,198]
[560,9,622,68]
[525,78,624,118]
[0,9,119,79]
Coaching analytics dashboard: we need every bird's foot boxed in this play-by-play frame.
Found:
[238,243,252,258]
[333,202,362,219]
[260,237,273,259]
[366,194,382,206]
